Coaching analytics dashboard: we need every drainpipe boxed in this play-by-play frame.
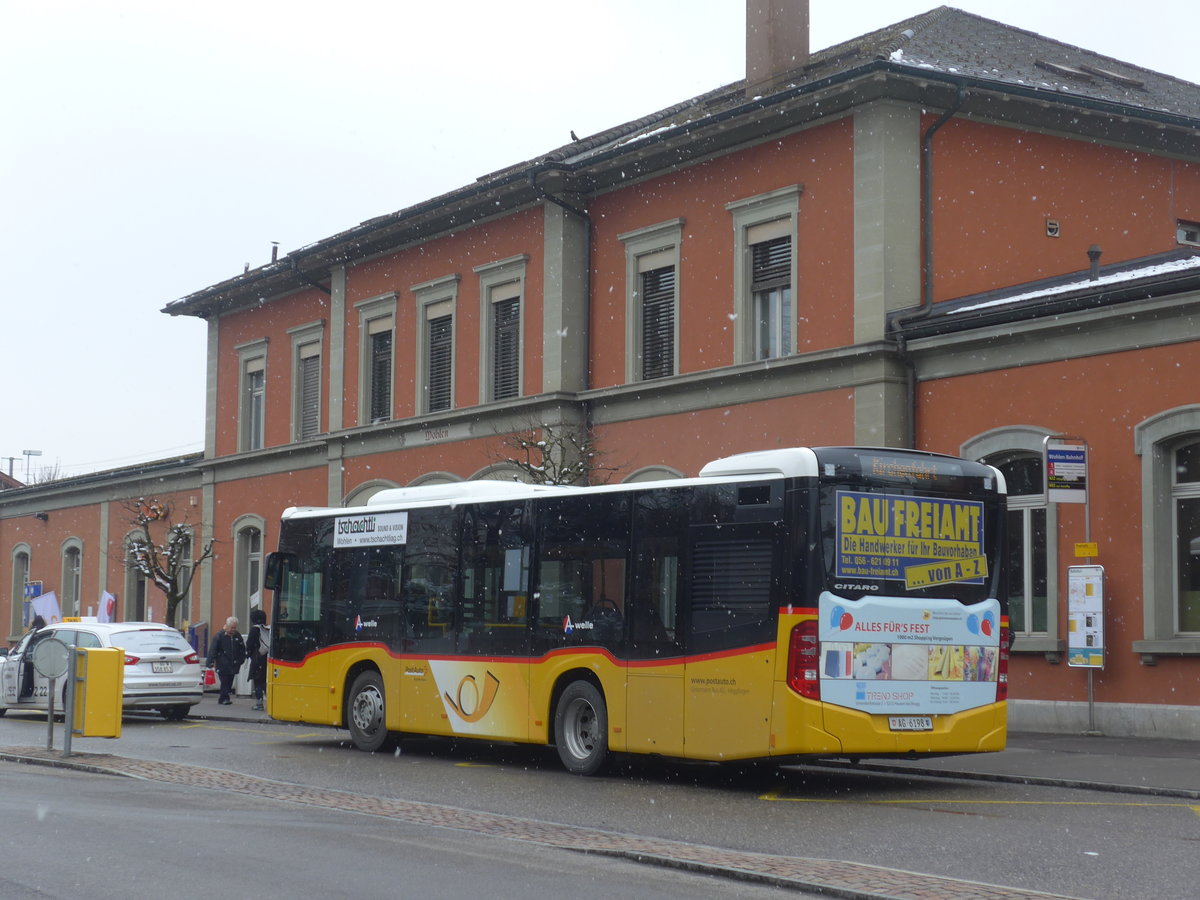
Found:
[891,83,966,449]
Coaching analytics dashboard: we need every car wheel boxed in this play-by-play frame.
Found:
[160,706,189,721]
[554,680,609,775]
[346,670,390,752]
[0,708,6,717]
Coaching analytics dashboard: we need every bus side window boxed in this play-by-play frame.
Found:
[459,502,530,656]
[534,493,630,653]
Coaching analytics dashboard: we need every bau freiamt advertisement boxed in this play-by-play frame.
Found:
[817,592,1002,716]
[836,491,988,589]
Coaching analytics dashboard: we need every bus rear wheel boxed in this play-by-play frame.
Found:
[554,681,609,775]
[347,670,390,752]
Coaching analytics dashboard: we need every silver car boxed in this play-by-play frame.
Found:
[0,621,203,720]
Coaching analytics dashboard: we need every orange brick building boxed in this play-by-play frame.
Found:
[4,2,1199,737]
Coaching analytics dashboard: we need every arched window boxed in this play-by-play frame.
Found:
[1133,405,1200,658]
[124,532,148,621]
[1171,439,1200,634]
[994,455,1048,636]
[176,529,193,627]
[10,544,31,634]
[61,540,83,617]
[962,427,1060,656]
[232,517,266,628]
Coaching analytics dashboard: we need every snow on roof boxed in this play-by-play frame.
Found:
[952,254,1200,315]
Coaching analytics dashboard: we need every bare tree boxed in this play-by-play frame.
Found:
[489,419,619,485]
[122,497,215,629]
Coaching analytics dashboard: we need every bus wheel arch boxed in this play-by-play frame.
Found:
[552,675,609,776]
[346,667,390,753]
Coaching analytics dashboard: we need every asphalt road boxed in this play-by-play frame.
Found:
[0,762,806,900]
[1,710,1196,899]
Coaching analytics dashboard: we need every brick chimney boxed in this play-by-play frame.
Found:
[746,0,810,88]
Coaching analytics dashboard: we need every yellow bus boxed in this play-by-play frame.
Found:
[262,447,1008,774]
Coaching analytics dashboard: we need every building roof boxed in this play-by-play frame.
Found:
[164,6,1200,319]
[891,249,1200,338]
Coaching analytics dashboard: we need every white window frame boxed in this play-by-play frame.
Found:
[961,426,1061,656]
[619,219,683,383]
[1134,405,1200,658]
[411,274,459,415]
[354,294,397,425]
[236,338,268,452]
[475,255,528,403]
[726,186,801,364]
[289,320,324,441]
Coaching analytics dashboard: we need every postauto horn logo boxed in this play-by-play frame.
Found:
[444,671,501,724]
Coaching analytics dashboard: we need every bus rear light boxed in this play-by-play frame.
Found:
[996,624,1010,701]
[787,620,821,700]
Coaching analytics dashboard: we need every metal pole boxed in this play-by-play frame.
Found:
[46,677,56,751]
[63,645,78,758]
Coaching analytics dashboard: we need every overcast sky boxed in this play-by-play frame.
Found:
[3,0,1197,482]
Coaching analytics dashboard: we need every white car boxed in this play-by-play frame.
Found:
[0,621,203,721]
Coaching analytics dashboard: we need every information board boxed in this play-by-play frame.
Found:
[1067,565,1104,667]
[1046,440,1088,504]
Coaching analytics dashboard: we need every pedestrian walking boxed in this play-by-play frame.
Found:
[245,608,270,711]
[206,616,246,705]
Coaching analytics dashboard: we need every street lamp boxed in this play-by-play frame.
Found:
[22,449,42,482]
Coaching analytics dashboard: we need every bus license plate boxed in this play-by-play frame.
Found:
[152,662,173,673]
[889,716,932,732]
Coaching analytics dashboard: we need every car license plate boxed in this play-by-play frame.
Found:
[152,662,173,674]
[889,716,933,732]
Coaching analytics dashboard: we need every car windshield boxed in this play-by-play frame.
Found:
[109,630,191,653]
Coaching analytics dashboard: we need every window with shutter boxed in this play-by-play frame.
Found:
[427,315,452,412]
[640,265,675,380]
[298,352,320,439]
[492,296,519,401]
[369,330,392,423]
[751,235,791,360]
[726,186,800,365]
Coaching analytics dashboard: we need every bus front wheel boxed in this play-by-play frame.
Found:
[554,681,609,775]
[347,670,389,752]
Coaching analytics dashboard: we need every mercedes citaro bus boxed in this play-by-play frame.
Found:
[262,447,1008,774]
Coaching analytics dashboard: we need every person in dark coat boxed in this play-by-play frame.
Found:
[206,616,246,705]
[245,608,269,711]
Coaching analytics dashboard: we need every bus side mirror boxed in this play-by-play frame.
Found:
[263,552,290,592]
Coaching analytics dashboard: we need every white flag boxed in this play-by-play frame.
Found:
[32,590,62,625]
[98,591,116,623]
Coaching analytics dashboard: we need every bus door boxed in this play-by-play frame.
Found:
[445,501,532,743]
[626,490,686,757]
[683,522,780,761]
[268,551,333,725]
